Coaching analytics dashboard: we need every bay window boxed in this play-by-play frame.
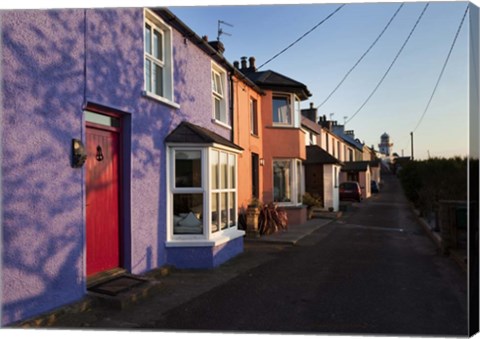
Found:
[272,93,301,127]
[169,146,239,242]
[273,159,304,205]
[272,95,291,125]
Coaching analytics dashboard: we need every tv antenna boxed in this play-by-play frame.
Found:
[343,116,348,125]
[217,20,233,41]
[329,113,334,120]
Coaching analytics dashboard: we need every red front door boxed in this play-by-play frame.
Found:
[86,125,121,276]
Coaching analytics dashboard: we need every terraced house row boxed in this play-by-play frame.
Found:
[0,7,381,325]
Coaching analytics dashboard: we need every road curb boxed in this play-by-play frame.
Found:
[408,203,467,273]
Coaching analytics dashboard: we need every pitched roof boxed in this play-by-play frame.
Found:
[244,70,311,100]
[301,116,323,135]
[165,121,243,151]
[305,145,342,165]
[341,161,370,172]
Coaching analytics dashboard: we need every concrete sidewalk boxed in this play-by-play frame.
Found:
[245,218,333,245]
[16,217,335,329]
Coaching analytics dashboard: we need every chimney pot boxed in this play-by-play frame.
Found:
[202,35,208,41]
[310,102,314,109]
[241,56,247,70]
[248,56,256,71]
[233,61,239,69]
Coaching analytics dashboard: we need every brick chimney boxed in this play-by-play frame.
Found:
[301,102,317,122]
[208,40,225,55]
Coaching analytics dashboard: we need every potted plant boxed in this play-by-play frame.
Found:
[258,202,288,236]
[303,192,322,219]
[246,197,262,237]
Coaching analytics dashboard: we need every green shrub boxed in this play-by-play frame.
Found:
[398,157,468,216]
[302,192,323,208]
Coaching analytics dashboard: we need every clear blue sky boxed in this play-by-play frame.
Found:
[170,1,470,160]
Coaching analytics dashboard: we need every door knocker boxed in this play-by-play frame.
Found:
[96,145,104,161]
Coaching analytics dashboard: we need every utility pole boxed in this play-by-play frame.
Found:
[410,132,414,160]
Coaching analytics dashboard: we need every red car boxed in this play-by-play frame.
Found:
[339,181,362,202]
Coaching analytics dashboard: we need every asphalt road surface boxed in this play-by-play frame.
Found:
[147,174,468,336]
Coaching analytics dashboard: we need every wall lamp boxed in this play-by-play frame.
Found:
[72,138,87,168]
[259,158,265,166]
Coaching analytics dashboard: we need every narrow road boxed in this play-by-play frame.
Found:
[147,174,468,336]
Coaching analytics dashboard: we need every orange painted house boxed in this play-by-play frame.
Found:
[231,60,265,209]
[237,57,312,225]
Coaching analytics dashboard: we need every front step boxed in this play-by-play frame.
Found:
[311,208,342,219]
[87,274,163,309]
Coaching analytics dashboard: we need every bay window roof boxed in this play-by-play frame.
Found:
[305,145,343,165]
[165,121,243,151]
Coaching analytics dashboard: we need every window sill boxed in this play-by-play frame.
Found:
[266,125,301,130]
[142,91,180,109]
[211,119,232,130]
[250,133,260,139]
[166,228,245,248]
[275,203,305,209]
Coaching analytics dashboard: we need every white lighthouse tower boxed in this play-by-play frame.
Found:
[378,132,393,156]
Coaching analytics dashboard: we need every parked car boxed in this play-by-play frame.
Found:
[371,180,380,193]
[339,181,362,202]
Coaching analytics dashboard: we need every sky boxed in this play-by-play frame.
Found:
[1,0,476,160]
[168,1,472,160]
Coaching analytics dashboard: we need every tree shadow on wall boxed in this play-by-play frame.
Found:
[2,9,88,324]
[2,8,226,325]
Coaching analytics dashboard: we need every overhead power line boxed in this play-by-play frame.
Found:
[412,5,469,132]
[346,3,429,125]
[316,2,405,109]
[257,4,346,70]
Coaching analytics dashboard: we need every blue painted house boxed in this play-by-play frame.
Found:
[1,7,244,325]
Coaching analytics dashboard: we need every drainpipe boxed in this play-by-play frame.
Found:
[230,72,235,143]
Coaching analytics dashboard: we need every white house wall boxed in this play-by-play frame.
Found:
[323,164,340,211]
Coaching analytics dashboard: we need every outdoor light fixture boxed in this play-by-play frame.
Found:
[72,138,87,168]
[259,158,265,166]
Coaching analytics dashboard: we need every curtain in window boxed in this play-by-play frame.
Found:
[273,160,291,202]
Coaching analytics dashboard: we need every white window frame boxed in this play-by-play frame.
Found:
[273,158,304,206]
[169,147,207,240]
[210,149,237,233]
[143,9,177,107]
[166,145,243,247]
[272,93,301,128]
[211,62,229,127]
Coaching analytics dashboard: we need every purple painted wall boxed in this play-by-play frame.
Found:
[1,9,87,326]
[1,8,234,325]
[166,238,244,269]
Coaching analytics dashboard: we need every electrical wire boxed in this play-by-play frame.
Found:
[316,3,405,109]
[257,4,346,70]
[346,3,429,125]
[412,5,469,132]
